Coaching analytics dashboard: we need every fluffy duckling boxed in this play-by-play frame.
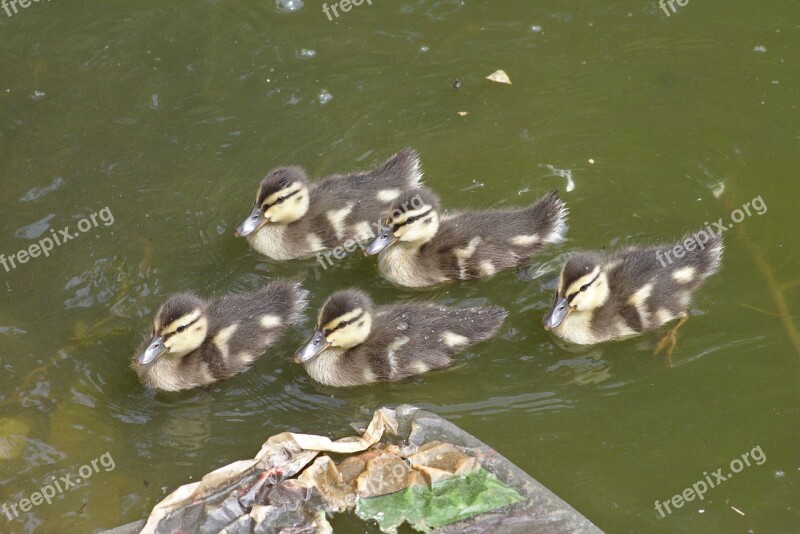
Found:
[364,187,567,287]
[293,289,507,387]
[543,230,723,360]
[133,280,308,392]
[234,148,422,260]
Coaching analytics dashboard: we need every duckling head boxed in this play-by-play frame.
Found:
[134,293,209,366]
[364,188,440,255]
[234,166,311,237]
[543,252,610,330]
[294,290,374,363]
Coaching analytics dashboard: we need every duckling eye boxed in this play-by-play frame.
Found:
[177,325,187,333]
[276,196,287,204]
[580,283,590,292]
[406,216,417,224]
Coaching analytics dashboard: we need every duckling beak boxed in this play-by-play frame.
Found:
[137,336,167,365]
[294,329,330,363]
[234,206,267,237]
[543,297,572,330]
[364,226,399,256]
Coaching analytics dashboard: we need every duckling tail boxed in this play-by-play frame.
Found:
[462,305,508,343]
[527,190,568,245]
[263,280,309,325]
[665,229,724,282]
[372,148,423,187]
[482,305,509,340]
[694,229,724,277]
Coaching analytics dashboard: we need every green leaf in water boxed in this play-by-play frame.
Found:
[355,467,523,533]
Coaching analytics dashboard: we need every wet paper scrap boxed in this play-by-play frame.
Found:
[137,406,596,534]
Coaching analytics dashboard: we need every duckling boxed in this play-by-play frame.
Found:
[363,187,567,287]
[133,280,308,392]
[542,230,723,362]
[234,148,422,260]
[293,289,507,387]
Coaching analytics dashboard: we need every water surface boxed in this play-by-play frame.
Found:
[0,1,798,532]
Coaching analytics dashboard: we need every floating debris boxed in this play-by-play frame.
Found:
[15,213,56,239]
[138,406,598,533]
[19,176,65,203]
[531,25,543,33]
[0,326,27,335]
[318,90,333,105]
[710,180,726,199]
[463,179,485,191]
[297,48,316,59]
[486,69,512,85]
[540,164,575,192]
[457,111,468,116]
[276,0,303,13]
[753,45,767,53]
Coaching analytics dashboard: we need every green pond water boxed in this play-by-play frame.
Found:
[1,1,798,532]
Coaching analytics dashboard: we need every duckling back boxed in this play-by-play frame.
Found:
[577,232,722,343]
[204,281,308,375]
[369,303,508,381]
[305,148,422,239]
[440,190,567,275]
[304,303,507,387]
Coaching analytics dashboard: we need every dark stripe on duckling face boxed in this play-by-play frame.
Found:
[261,187,301,210]
[566,270,602,303]
[322,310,365,336]
[391,208,433,232]
[162,316,201,340]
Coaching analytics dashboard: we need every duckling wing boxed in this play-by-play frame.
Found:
[300,151,421,247]
[601,236,722,333]
[430,199,565,280]
[203,281,308,376]
[357,303,507,381]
